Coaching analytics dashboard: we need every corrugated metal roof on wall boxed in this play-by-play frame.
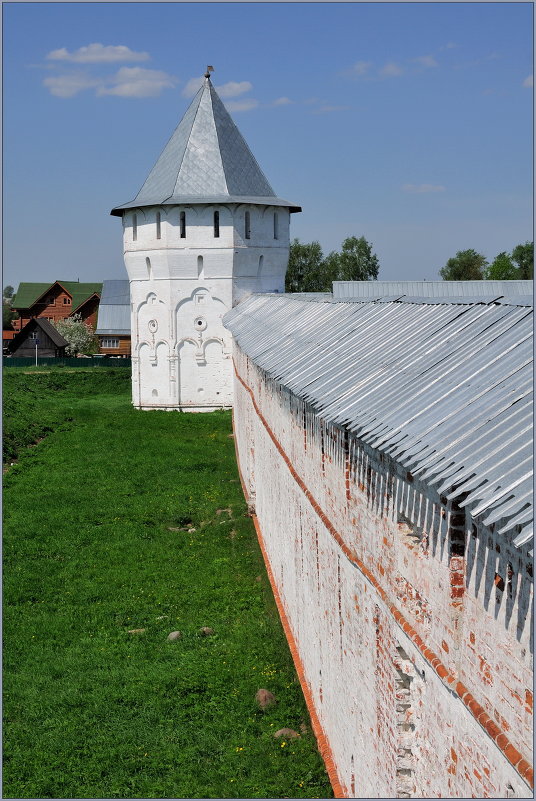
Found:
[333,280,533,299]
[224,294,533,546]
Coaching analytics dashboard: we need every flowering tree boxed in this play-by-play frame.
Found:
[52,314,99,356]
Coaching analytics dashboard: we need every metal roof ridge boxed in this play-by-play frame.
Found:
[170,81,208,200]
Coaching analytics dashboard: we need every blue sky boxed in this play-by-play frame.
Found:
[3,2,533,287]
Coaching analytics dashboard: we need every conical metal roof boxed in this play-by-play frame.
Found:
[111,75,300,215]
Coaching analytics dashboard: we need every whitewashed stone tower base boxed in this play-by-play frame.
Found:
[111,70,300,410]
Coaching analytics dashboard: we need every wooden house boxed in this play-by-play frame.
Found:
[7,317,68,358]
[95,280,131,356]
[11,281,102,331]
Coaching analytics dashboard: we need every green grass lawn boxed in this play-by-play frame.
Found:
[3,370,333,799]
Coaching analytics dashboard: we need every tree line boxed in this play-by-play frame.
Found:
[285,238,533,292]
[439,242,533,281]
[285,236,380,293]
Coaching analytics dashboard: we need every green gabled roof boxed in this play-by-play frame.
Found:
[12,281,102,311]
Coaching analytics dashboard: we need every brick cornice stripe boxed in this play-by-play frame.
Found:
[233,358,533,791]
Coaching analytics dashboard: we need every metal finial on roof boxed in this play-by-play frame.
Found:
[204,65,214,79]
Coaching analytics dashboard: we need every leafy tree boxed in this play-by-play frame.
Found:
[2,302,18,328]
[511,241,533,279]
[333,236,380,282]
[485,252,519,280]
[439,249,488,280]
[52,313,99,356]
[285,239,325,292]
[3,285,14,300]
[285,235,380,292]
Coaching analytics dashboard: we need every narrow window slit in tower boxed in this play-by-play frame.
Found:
[180,211,186,238]
[214,210,220,238]
[197,255,204,279]
[156,211,161,240]
[273,212,278,239]
[132,213,138,242]
[245,211,251,239]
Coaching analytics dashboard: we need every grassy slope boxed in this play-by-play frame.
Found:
[3,371,332,799]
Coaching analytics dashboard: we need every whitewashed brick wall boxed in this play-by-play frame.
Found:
[122,204,290,410]
[233,345,533,798]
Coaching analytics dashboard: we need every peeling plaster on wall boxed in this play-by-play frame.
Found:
[232,346,533,798]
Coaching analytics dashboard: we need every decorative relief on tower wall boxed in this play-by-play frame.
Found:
[174,287,232,407]
[112,71,299,409]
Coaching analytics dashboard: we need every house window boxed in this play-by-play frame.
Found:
[102,338,119,348]
[274,212,279,240]
[156,211,161,240]
[63,297,71,305]
[214,210,220,238]
[180,211,186,238]
[29,331,38,340]
[47,296,55,305]
[132,214,138,242]
[245,211,251,239]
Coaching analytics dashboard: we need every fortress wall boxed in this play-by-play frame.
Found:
[232,345,533,798]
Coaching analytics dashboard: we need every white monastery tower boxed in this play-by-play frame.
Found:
[111,68,301,410]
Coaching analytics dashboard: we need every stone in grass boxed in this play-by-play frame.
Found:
[199,627,214,636]
[274,728,300,739]
[167,631,182,641]
[128,628,146,635]
[255,689,277,709]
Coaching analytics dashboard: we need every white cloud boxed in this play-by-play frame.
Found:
[181,76,204,97]
[43,72,102,97]
[98,67,176,98]
[182,76,253,100]
[440,42,458,51]
[215,81,252,99]
[46,43,149,63]
[523,74,533,88]
[380,62,404,78]
[414,55,438,68]
[224,98,259,112]
[349,60,373,77]
[273,96,293,106]
[402,183,446,194]
[313,105,350,114]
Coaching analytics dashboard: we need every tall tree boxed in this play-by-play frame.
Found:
[285,235,380,292]
[511,241,533,279]
[439,249,488,280]
[334,236,380,282]
[485,252,518,280]
[3,285,14,300]
[285,239,325,292]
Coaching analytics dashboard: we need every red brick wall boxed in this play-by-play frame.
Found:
[233,345,533,798]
